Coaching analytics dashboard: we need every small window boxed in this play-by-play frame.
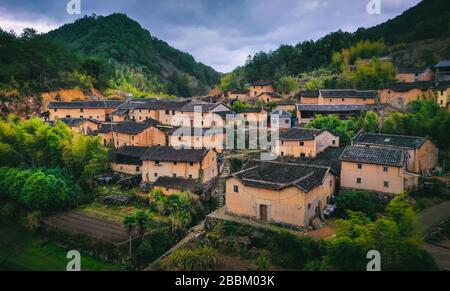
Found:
[384,181,389,188]
[300,142,304,146]
[155,161,160,165]
[308,203,312,210]
[332,140,336,144]
[136,166,140,172]
[54,109,58,112]
[154,173,158,177]
[132,136,135,140]
[165,110,170,114]
[383,167,388,173]
[285,119,290,124]
[174,162,177,165]
[173,174,177,178]
[233,185,239,193]
[300,153,306,158]
[357,178,362,184]
[281,152,284,157]
[357,164,362,169]
[341,99,345,102]
[329,180,333,187]
[190,162,194,166]
[189,175,192,179]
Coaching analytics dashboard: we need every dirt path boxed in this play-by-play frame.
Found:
[417,201,450,235]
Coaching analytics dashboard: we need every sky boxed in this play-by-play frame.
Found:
[0,0,422,72]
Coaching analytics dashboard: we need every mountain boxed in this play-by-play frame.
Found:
[46,13,220,97]
[236,0,450,82]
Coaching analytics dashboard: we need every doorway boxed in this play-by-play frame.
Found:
[259,205,268,222]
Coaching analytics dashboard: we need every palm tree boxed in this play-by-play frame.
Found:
[123,215,136,258]
[135,210,149,237]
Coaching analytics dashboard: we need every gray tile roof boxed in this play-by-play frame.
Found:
[231,160,332,192]
[109,146,149,165]
[339,146,407,167]
[58,118,100,127]
[141,146,210,163]
[48,100,125,109]
[296,104,382,112]
[168,127,225,137]
[270,109,291,117]
[385,81,434,92]
[153,177,202,193]
[229,89,249,94]
[180,102,230,112]
[353,133,429,149]
[280,127,325,141]
[97,119,160,135]
[249,80,272,86]
[435,60,450,68]
[297,91,319,98]
[320,89,377,99]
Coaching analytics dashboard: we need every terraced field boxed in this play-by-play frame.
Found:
[44,210,129,243]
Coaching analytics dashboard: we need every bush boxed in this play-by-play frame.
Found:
[335,190,376,219]
[160,246,218,271]
[1,201,19,217]
[255,252,270,271]
[23,211,42,231]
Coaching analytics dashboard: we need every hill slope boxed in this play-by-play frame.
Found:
[46,13,220,97]
[236,0,450,82]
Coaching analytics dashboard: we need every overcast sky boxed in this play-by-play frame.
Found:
[0,0,421,72]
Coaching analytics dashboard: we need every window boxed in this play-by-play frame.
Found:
[80,108,84,112]
[300,142,304,146]
[383,167,388,173]
[132,136,135,140]
[54,109,58,112]
[300,153,306,158]
[342,99,345,102]
[154,173,158,177]
[308,203,312,210]
[329,180,333,187]
[332,140,336,145]
[173,162,177,165]
[384,181,389,188]
[281,141,284,146]
[285,119,290,124]
[281,152,284,157]
[136,166,140,172]
[190,162,194,166]
[165,110,170,115]
[155,161,160,165]
[357,178,362,184]
[233,185,239,193]
[173,174,177,178]
[357,164,362,169]
[189,175,192,179]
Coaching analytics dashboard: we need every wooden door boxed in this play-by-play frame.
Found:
[260,205,268,221]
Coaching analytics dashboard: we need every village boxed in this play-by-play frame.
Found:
[20,59,447,271]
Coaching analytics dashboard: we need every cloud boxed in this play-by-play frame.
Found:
[0,0,422,72]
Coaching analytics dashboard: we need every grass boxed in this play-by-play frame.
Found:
[0,217,123,271]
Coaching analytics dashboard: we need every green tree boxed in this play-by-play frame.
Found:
[275,76,298,94]
[335,190,376,220]
[123,215,137,259]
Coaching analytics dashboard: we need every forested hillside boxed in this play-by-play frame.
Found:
[233,0,450,84]
[46,13,220,97]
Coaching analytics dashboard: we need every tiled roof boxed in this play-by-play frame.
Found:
[319,89,377,98]
[275,99,296,105]
[259,92,282,98]
[141,146,210,163]
[296,104,382,112]
[48,100,125,109]
[339,146,407,167]
[231,160,331,192]
[239,107,266,113]
[280,127,324,141]
[109,146,149,165]
[297,91,319,98]
[180,102,230,112]
[112,109,129,116]
[435,60,450,68]
[153,177,202,193]
[270,109,291,117]
[58,118,100,127]
[434,81,450,90]
[353,132,429,149]
[249,80,272,86]
[385,81,434,92]
[282,147,344,175]
[97,119,160,135]
[168,127,224,137]
[397,68,423,74]
[229,89,249,95]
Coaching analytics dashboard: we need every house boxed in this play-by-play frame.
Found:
[434,81,450,108]
[248,81,275,97]
[96,119,166,148]
[273,127,339,158]
[58,118,100,135]
[352,132,439,174]
[228,89,250,101]
[396,68,434,83]
[379,81,434,109]
[175,102,232,128]
[274,99,296,112]
[258,92,283,103]
[109,146,149,175]
[225,160,336,228]
[48,100,126,122]
[319,90,377,105]
[296,104,382,124]
[141,146,218,184]
[208,87,222,97]
[435,60,450,82]
[236,107,269,126]
[339,146,419,195]
[297,91,320,104]
[168,127,226,152]
[116,99,189,125]
[153,177,202,196]
[296,90,377,105]
[270,110,292,129]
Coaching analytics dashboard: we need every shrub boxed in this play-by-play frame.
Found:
[335,190,376,219]
[255,252,270,271]
[23,211,42,231]
[160,246,218,271]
